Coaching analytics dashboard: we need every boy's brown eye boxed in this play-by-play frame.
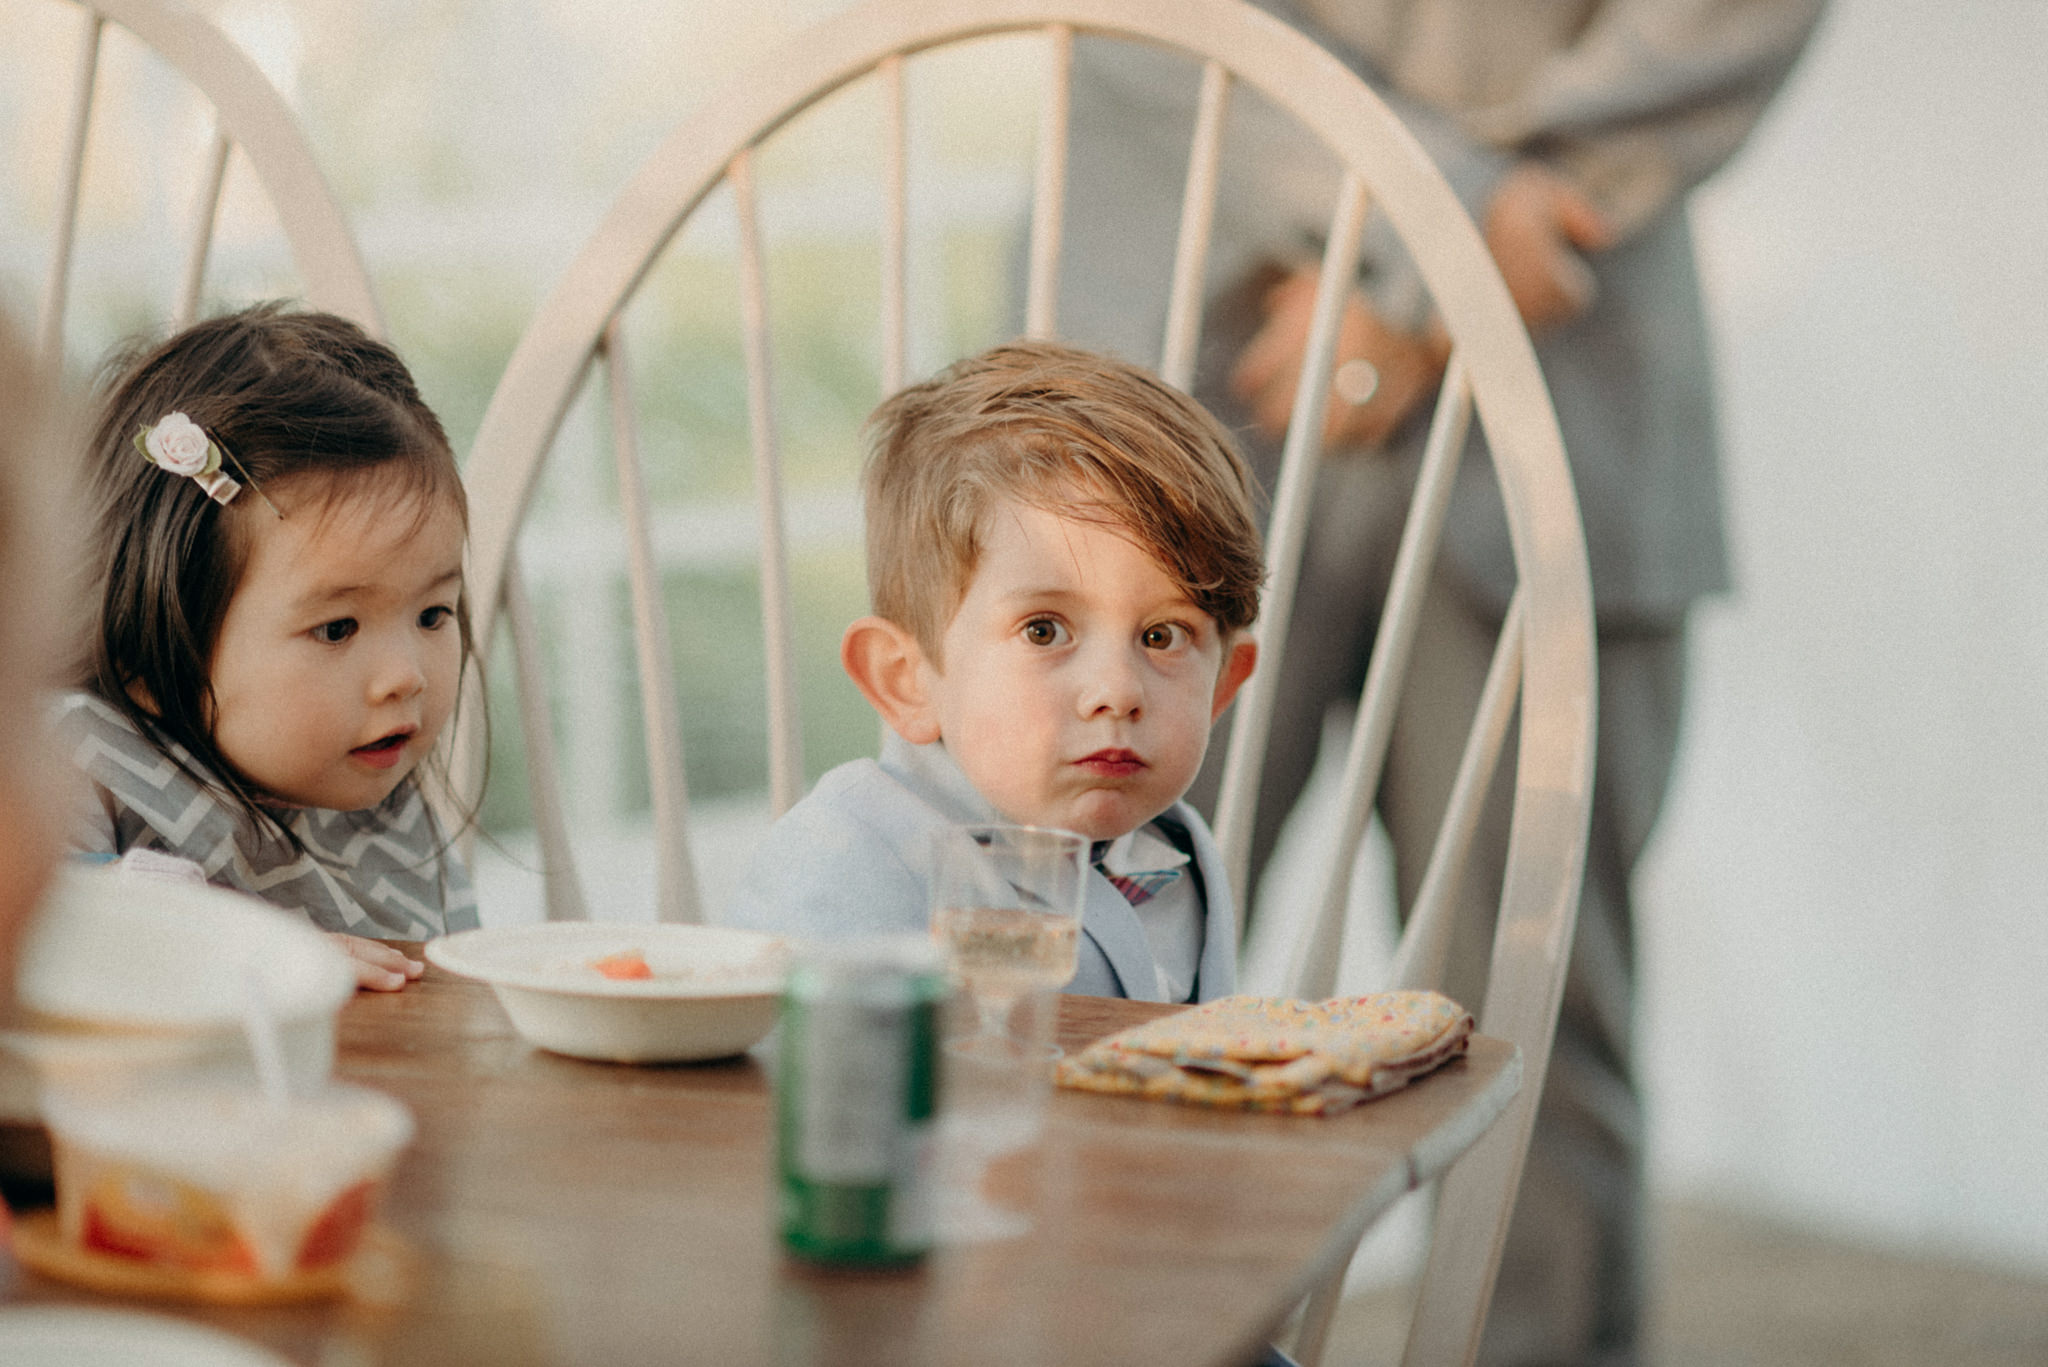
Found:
[1142,623,1186,650]
[313,618,358,645]
[1022,618,1068,646]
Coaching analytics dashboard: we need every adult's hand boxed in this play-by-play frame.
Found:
[1229,267,1450,452]
[1483,162,1616,335]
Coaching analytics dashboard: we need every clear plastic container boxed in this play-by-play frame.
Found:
[44,1082,413,1281]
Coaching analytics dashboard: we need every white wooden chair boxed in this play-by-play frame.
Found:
[457,2,1594,1362]
[30,0,383,370]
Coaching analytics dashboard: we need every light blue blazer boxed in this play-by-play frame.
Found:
[720,733,1238,1003]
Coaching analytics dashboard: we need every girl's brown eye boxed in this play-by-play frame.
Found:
[314,618,358,645]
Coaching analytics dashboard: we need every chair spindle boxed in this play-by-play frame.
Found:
[1291,353,1474,998]
[1212,170,1372,909]
[503,552,589,922]
[39,9,105,367]
[1159,60,1231,392]
[173,122,233,329]
[880,53,908,396]
[730,148,805,817]
[601,320,704,923]
[1023,22,1072,340]
[1390,587,1525,993]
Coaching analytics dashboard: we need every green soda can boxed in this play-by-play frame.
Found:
[776,937,946,1267]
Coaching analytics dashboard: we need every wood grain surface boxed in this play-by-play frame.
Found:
[0,960,1518,1366]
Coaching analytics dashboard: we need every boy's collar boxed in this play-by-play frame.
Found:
[1094,826,1191,877]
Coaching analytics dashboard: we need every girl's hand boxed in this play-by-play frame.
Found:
[332,933,424,992]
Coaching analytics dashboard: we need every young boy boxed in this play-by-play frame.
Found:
[724,341,1263,1003]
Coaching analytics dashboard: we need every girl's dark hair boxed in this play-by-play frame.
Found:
[77,303,477,847]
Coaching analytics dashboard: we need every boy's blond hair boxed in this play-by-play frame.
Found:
[862,340,1264,661]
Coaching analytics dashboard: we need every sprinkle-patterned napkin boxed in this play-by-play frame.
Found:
[1055,991,1474,1115]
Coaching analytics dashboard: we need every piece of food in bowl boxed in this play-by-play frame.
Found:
[44,1083,412,1280]
[589,951,653,981]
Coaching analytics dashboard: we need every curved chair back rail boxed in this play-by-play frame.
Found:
[459,5,1595,1362]
[37,0,382,367]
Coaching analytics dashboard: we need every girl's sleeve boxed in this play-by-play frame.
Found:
[62,771,121,857]
[48,698,122,857]
[438,838,481,933]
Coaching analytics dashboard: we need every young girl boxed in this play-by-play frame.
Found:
[56,304,481,990]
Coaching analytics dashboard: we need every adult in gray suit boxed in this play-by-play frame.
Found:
[1049,2,1826,1362]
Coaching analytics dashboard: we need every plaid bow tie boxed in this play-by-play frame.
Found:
[1103,867,1183,906]
[1092,837,1186,907]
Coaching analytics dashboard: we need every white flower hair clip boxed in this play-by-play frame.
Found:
[133,412,280,516]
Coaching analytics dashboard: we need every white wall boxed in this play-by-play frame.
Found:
[1640,0,2048,1272]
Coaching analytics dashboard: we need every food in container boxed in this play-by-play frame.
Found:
[589,951,653,980]
[40,1082,412,1284]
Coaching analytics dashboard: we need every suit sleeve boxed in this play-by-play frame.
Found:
[719,795,931,943]
[1442,0,1828,237]
[1265,0,1826,241]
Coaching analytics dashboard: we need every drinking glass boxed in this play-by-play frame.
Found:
[929,824,1086,1051]
[926,824,1085,1241]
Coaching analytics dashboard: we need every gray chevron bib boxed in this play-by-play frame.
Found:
[54,691,478,939]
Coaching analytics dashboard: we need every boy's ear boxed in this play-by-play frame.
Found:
[1210,635,1258,721]
[841,615,941,745]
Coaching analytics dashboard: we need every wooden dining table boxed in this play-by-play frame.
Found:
[1,959,1519,1367]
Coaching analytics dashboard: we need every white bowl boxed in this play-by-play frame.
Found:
[424,922,789,1063]
[2,867,357,1117]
